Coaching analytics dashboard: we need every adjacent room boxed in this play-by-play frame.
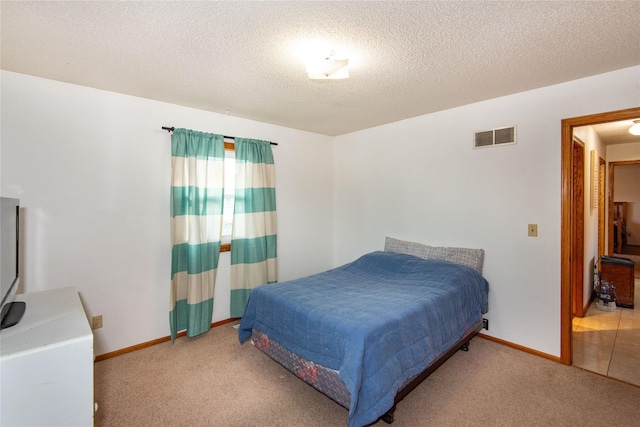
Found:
[1,1,639,426]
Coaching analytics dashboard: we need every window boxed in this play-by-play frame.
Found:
[220,142,235,252]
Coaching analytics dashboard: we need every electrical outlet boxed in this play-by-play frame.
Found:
[528,224,538,237]
[92,315,103,330]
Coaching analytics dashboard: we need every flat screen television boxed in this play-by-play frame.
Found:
[0,197,24,329]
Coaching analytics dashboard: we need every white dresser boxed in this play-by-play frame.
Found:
[0,287,94,426]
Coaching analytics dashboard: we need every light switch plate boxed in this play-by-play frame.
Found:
[528,224,538,237]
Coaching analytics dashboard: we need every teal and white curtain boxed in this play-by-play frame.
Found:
[170,128,225,341]
[230,138,278,317]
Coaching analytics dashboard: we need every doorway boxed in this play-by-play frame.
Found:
[560,106,640,365]
[609,161,640,256]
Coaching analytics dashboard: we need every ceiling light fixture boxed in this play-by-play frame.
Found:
[305,50,349,80]
[629,119,640,136]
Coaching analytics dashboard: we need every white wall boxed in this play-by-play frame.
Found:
[2,66,639,359]
[0,71,335,356]
[608,141,640,162]
[333,66,640,358]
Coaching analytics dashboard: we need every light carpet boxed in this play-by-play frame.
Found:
[94,323,640,426]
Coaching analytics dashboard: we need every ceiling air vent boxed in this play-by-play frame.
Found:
[474,126,517,148]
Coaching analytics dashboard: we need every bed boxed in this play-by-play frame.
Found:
[238,237,489,427]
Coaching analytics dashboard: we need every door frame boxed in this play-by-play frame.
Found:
[608,160,640,254]
[560,106,640,365]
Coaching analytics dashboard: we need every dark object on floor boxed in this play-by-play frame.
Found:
[601,256,635,308]
[594,280,617,311]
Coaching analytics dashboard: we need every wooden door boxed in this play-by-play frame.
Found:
[572,139,585,318]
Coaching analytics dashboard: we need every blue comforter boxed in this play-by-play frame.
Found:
[238,251,489,427]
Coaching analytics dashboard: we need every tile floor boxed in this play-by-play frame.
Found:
[572,274,640,386]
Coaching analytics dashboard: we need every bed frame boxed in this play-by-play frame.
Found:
[251,317,488,424]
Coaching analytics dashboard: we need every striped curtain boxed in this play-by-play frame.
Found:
[169,128,225,341]
[230,138,278,317]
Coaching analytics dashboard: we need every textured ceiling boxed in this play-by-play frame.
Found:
[1,1,639,137]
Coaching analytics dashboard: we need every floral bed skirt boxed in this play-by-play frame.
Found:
[251,329,352,408]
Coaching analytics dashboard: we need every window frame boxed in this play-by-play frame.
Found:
[220,141,235,253]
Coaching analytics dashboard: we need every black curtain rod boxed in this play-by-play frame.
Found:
[162,127,277,146]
